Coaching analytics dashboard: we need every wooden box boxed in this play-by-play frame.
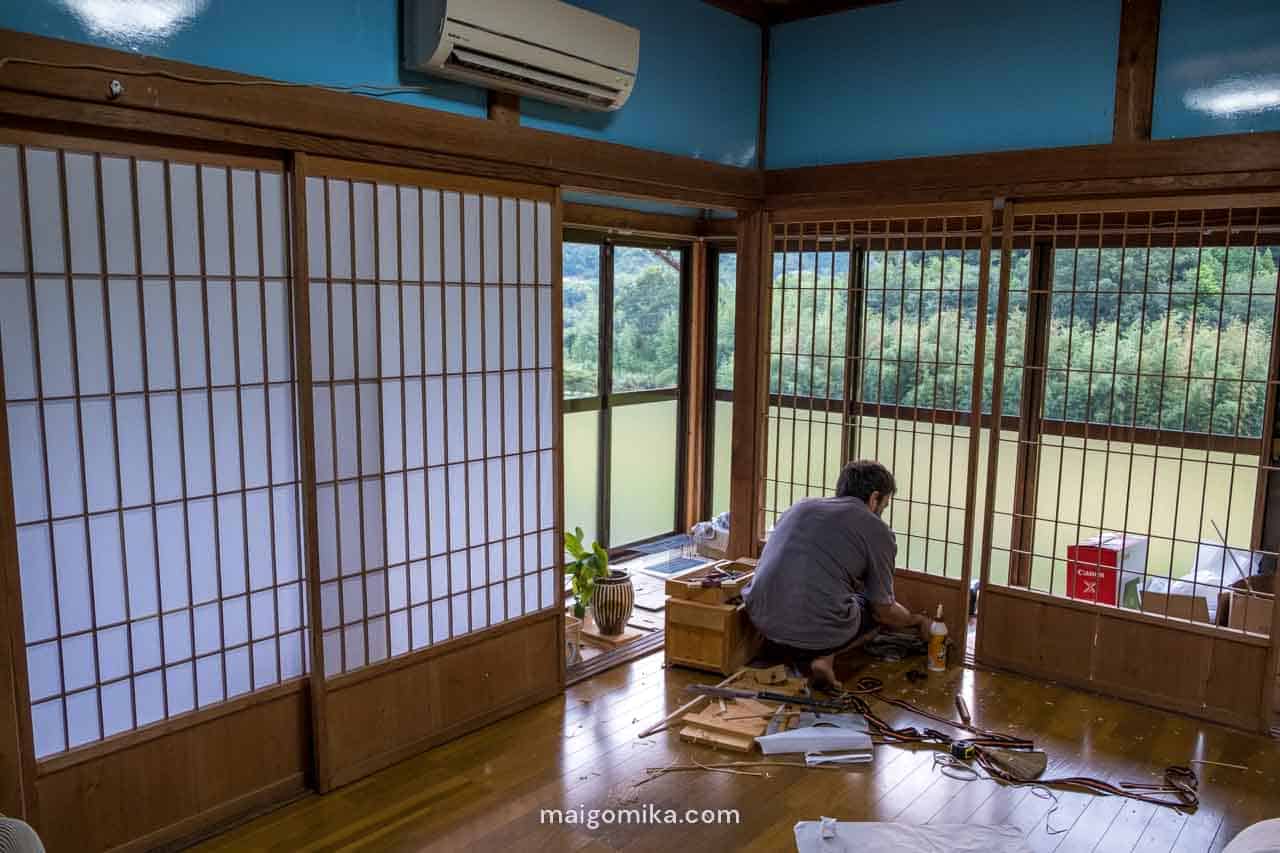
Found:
[665,597,760,676]
[664,560,755,606]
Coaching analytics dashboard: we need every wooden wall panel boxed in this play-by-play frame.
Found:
[979,588,1272,732]
[1091,615,1214,714]
[33,686,309,853]
[978,589,1095,686]
[325,614,560,789]
[891,572,966,644]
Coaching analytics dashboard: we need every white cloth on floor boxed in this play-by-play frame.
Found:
[794,820,1029,853]
[1223,819,1280,853]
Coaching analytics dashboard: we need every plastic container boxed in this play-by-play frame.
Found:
[927,604,948,672]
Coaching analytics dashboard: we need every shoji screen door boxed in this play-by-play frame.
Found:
[761,204,992,641]
[977,195,1280,731]
[298,157,563,788]
[0,131,310,851]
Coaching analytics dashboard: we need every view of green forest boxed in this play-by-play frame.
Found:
[563,243,683,397]
[768,245,1278,437]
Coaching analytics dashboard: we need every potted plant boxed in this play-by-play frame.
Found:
[564,527,608,619]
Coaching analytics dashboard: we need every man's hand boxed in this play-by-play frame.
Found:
[913,612,932,643]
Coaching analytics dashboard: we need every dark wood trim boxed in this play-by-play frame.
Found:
[551,189,568,691]
[1113,0,1161,144]
[0,31,761,210]
[599,243,615,546]
[765,132,1280,209]
[682,241,711,530]
[1007,240,1053,587]
[288,152,333,794]
[728,210,770,557]
[486,89,520,126]
[0,335,38,822]
[564,202,703,239]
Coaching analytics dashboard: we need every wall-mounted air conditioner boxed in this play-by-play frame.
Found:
[403,0,640,112]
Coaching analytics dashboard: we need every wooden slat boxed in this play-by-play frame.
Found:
[563,202,705,239]
[1113,0,1162,144]
[304,155,556,201]
[682,241,710,529]
[0,354,37,822]
[0,31,760,210]
[766,132,1280,209]
[288,152,332,793]
[728,210,770,557]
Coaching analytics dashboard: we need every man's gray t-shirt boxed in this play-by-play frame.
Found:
[743,496,897,650]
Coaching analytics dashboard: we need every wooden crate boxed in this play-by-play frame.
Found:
[665,597,760,676]
[664,560,755,606]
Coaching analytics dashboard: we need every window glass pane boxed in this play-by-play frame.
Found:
[563,242,599,399]
[608,400,677,545]
[716,252,736,391]
[711,399,733,517]
[613,247,680,392]
[563,410,599,548]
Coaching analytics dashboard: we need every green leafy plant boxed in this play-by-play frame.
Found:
[564,527,609,619]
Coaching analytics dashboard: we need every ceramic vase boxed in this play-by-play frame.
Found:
[591,570,634,635]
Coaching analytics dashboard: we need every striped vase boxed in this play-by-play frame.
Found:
[590,570,634,636]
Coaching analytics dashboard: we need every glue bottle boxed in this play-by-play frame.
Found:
[927,604,948,672]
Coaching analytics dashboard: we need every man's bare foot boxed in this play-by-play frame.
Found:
[808,654,842,692]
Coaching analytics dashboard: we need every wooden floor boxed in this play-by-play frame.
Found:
[192,651,1280,852]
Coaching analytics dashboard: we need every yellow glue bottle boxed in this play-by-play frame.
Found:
[927,604,948,672]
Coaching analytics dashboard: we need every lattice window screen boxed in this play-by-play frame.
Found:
[0,141,305,758]
[763,214,989,580]
[305,175,556,678]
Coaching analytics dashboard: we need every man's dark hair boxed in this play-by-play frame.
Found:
[835,460,896,502]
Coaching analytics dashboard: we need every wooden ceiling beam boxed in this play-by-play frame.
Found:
[0,30,762,210]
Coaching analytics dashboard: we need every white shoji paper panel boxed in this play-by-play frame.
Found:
[0,143,305,759]
[307,176,556,677]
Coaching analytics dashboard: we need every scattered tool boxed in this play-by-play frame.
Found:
[684,684,847,712]
[639,669,745,738]
[955,695,972,725]
[698,566,742,588]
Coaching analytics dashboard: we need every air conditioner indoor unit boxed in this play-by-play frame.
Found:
[403,0,639,111]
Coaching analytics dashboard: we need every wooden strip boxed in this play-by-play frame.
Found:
[958,205,994,609]
[305,155,554,204]
[765,135,1280,209]
[0,125,283,171]
[728,211,769,557]
[0,31,760,208]
[1112,0,1162,144]
[682,240,710,530]
[768,200,993,224]
[287,152,332,792]
[562,202,706,239]
[550,189,567,688]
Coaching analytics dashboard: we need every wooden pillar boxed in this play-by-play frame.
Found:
[1113,0,1161,143]
[728,211,770,558]
[0,346,38,822]
[681,240,710,530]
[486,90,520,126]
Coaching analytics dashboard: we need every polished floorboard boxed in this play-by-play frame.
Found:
[192,652,1280,852]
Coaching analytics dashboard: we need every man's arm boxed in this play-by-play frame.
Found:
[872,600,932,641]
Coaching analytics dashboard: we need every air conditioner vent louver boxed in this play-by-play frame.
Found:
[446,47,618,109]
[404,0,639,112]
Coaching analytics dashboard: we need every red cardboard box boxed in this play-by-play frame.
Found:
[1066,533,1148,606]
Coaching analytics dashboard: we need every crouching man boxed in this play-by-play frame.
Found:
[742,460,931,691]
